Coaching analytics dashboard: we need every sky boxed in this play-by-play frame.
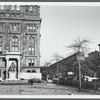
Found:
[40,5,100,66]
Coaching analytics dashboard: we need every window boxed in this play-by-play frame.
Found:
[28,37,35,55]
[12,36,18,52]
[11,5,15,10]
[11,14,15,17]
[0,23,5,31]
[33,25,36,32]
[0,70,1,77]
[0,37,2,51]
[32,60,34,66]
[27,24,36,32]
[32,70,36,73]
[29,6,33,12]
[13,25,17,31]
[25,6,29,13]
[28,60,31,66]
[27,25,30,32]
[27,70,31,73]
[6,5,10,11]
[10,23,21,32]
[28,59,34,66]
[0,13,4,17]
[16,14,20,17]
[34,6,38,12]
[16,5,20,10]
[30,25,33,32]
[0,5,4,10]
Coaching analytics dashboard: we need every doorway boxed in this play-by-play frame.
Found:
[8,59,18,79]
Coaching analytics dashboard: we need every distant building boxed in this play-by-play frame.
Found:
[47,53,94,79]
[88,50,99,60]
[48,53,78,78]
[0,5,42,80]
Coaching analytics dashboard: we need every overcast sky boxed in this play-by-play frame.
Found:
[40,5,100,65]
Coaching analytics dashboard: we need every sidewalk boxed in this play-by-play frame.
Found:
[0,83,99,95]
[32,83,100,95]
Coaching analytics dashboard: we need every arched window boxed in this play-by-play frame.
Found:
[12,36,18,52]
[0,37,2,51]
[28,37,35,55]
[27,70,31,73]
[28,59,34,66]
[11,5,15,10]
[0,5,4,10]
[32,70,36,73]
[27,24,36,32]
[16,5,20,11]
[25,6,29,13]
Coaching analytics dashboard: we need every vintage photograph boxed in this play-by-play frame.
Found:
[0,3,99,96]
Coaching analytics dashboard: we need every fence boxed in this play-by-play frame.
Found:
[53,78,100,91]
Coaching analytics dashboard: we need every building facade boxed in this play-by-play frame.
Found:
[46,53,94,80]
[47,53,78,79]
[88,50,99,60]
[0,5,42,80]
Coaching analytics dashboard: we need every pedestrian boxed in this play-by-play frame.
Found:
[94,80,97,93]
[28,79,33,85]
[73,78,75,88]
[84,78,88,91]
[30,79,33,85]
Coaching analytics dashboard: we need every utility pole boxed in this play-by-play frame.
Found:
[67,38,89,92]
[57,58,59,86]
[78,45,81,92]
[78,57,81,92]
[98,44,100,58]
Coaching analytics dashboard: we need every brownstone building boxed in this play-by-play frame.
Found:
[0,5,42,80]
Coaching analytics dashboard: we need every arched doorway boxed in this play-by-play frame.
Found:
[8,61,17,79]
[5,52,21,79]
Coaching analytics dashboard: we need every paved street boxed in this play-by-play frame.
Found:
[0,83,99,95]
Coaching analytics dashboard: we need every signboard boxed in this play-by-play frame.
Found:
[68,72,74,75]
[77,56,85,61]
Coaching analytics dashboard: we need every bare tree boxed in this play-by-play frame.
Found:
[44,61,51,67]
[52,53,63,62]
[52,53,64,86]
[68,38,90,55]
[68,38,90,92]
[43,61,51,81]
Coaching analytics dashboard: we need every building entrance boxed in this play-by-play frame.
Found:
[5,52,22,80]
[8,60,18,80]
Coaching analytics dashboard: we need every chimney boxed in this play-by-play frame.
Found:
[98,43,100,58]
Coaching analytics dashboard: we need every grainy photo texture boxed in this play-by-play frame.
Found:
[0,4,100,95]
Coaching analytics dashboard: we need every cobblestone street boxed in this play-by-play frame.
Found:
[0,83,99,95]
